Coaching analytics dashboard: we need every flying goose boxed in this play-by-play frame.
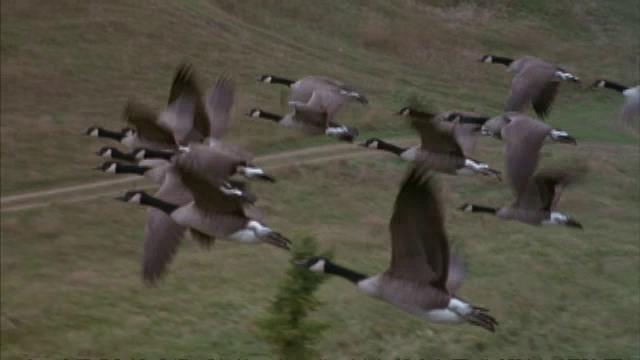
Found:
[95,146,137,163]
[479,55,580,119]
[460,113,585,227]
[246,107,359,142]
[359,114,501,179]
[591,79,639,126]
[258,74,368,105]
[117,145,291,250]
[297,168,497,332]
[395,107,491,125]
[84,64,193,150]
[480,113,577,145]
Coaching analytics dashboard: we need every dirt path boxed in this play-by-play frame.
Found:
[1,138,415,213]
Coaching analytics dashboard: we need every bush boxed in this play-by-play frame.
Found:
[257,236,332,360]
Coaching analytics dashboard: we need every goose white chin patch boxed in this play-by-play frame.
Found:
[309,259,326,273]
[129,193,142,204]
[462,204,474,212]
[89,129,100,136]
[549,129,569,140]
[249,110,261,117]
[340,90,361,98]
[105,163,118,173]
[219,185,242,197]
[543,211,568,225]
[464,159,489,172]
[101,149,112,158]
[325,126,349,135]
[239,166,265,177]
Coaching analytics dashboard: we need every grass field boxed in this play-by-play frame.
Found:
[1,0,639,358]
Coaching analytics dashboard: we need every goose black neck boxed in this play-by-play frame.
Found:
[491,56,514,66]
[141,193,179,214]
[139,148,175,161]
[325,261,367,284]
[269,76,295,86]
[469,204,498,214]
[410,109,436,119]
[377,140,407,156]
[602,80,628,93]
[111,150,136,163]
[99,128,124,141]
[258,111,283,122]
[119,164,150,175]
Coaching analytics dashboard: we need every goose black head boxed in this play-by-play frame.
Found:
[93,161,119,173]
[394,107,413,116]
[247,108,262,117]
[358,138,382,149]
[257,75,273,83]
[115,190,147,204]
[85,126,102,136]
[96,146,119,158]
[295,256,329,273]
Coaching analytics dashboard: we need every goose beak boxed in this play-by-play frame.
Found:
[114,195,127,202]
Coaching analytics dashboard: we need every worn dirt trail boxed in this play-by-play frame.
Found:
[1,138,415,213]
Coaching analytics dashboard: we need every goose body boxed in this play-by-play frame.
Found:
[360,113,501,179]
[247,108,359,142]
[297,169,497,332]
[461,113,585,228]
[479,55,580,119]
[481,113,577,145]
[258,74,368,105]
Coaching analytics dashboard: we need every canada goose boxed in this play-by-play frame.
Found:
[479,55,580,119]
[395,107,491,125]
[591,79,639,125]
[297,168,497,332]
[480,113,577,145]
[460,113,585,227]
[246,107,359,142]
[258,74,368,105]
[95,146,136,163]
[359,115,501,179]
[116,146,290,250]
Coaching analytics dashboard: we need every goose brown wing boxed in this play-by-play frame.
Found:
[411,116,464,157]
[387,168,450,290]
[206,75,236,140]
[123,100,176,147]
[157,94,199,145]
[142,168,192,285]
[505,63,558,120]
[166,63,210,140]
[142,208,186,284]
[502,115,552,209]
[174,144,247,188]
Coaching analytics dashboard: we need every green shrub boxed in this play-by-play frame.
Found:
[257,236,332,360]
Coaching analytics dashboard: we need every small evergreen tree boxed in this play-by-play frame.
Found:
[257,236,331,360]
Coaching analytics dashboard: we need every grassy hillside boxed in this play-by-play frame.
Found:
[1,0,639,358]
[1,0,637,195]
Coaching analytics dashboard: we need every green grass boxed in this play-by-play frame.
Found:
[1,0,639,358]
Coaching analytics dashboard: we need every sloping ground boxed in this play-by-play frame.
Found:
[1,0,639,358]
